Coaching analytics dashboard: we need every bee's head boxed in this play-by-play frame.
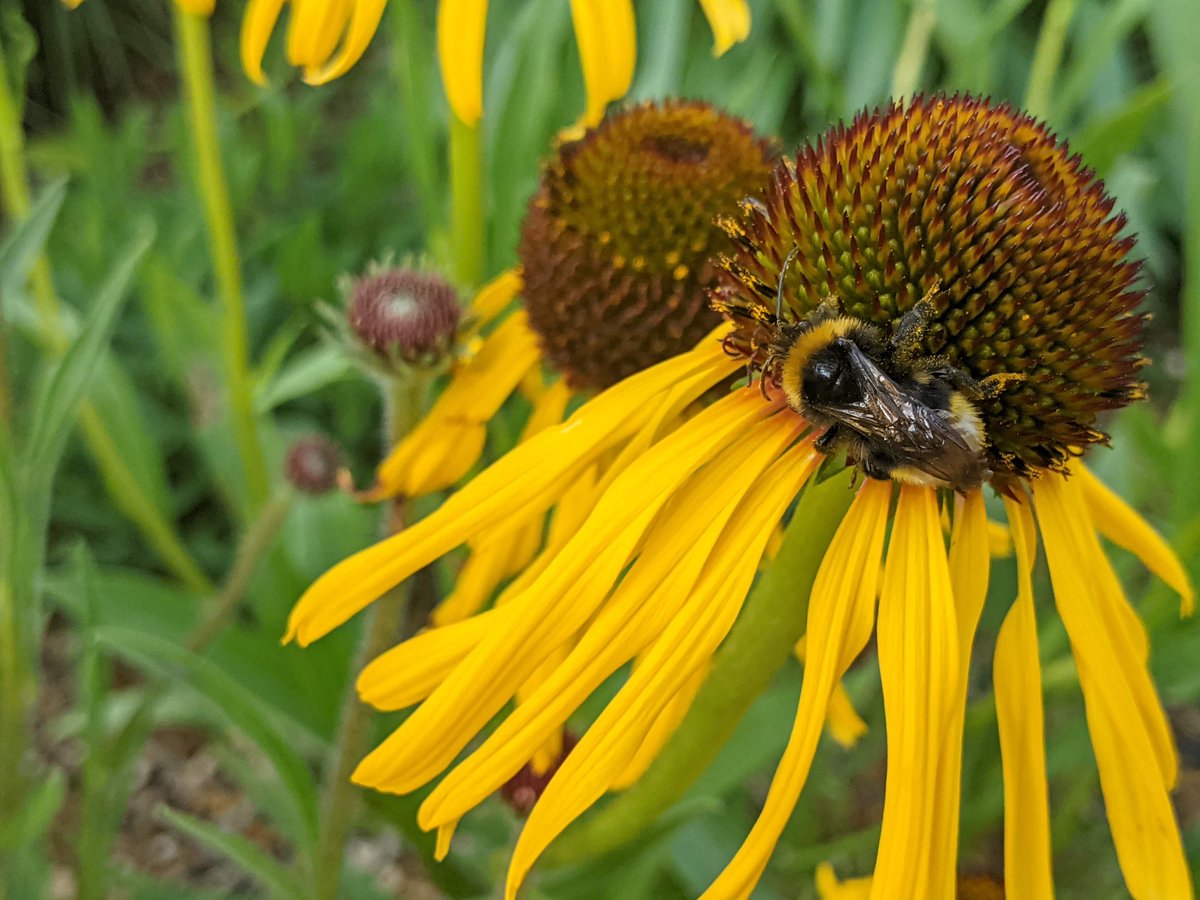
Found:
[801,339,862,406]
[778,315,882,415]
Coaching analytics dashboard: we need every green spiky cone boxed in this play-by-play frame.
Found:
[519,100,777,390]
[713,94,1146,484]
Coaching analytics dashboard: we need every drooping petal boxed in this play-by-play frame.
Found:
[287,0,353,69]
[1076,464,1194,614]
[352,389,780,793]
[816,863,873,900]
[612,660,709,788]
[506,436,820,899]
[436,0,488,124]
[926,490,990,895]
[568,0,637,128]
[794,637,868,749]
[870,486,959,900]
[697,0,751,56]
[240,0,288,84]
[1033,475,1191,898]
[357,607,504,710]
[417,413,806,829]
[176,0,217,16]
[287,330,738,645]
[471,267,524,323]
[704,479,892,898]
[303,0,389,84]
[993,495,1054,900]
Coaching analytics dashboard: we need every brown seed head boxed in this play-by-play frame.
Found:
[347,268,461,368]
[713,94,1146,483]
[519,100,777,389]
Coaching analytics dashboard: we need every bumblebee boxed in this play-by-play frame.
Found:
[759,274,1016,493]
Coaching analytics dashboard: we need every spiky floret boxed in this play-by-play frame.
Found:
[519,100,777,390]
[712,93,1146,483]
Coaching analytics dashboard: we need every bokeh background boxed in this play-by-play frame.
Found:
[3,0,1199,897]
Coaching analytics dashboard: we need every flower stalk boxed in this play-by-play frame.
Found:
[546,468,856,865]
[312,372,428,900]
[173,7,271,512]
[449,115,485,288]
[1024,0,1078,120]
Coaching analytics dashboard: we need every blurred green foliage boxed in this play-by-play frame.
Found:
[1,0,1198,897]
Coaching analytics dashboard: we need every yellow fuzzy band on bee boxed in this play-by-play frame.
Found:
[779,316,862,410]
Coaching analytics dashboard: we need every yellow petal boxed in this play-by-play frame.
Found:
[697,0,750,56]
[1076,464,1194,615]
[287,334,736,645]
[507,436,820,899]
[240,0,288,85]
[926,490,990,895]
[816,863,873,900]
[869,486,959,900]
[794,637,867,749]
[62,0,87,8]
[418,413,806,828]
[1032,475,1192,898]
[354,388,778,793]
[612,660,709,788]
[175,0,217,16]
[470,267,524,324]
[371,310,543,499]
[286,0,352,68]
[993,496,1054,900]
[436,0,488,124]
[704,479,892,899]
[569,0,636,127]
[302,0,389,84]
[987,519,1012,557]
[357,607,506,710]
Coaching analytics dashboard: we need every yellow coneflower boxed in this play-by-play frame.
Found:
[239,0,751,126]
[288,94,1193,898]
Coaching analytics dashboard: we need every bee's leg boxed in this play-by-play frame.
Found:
[933,367,1027,400]
[976,372,1027,398]
[813,424,844,455]
[890,278,942,365]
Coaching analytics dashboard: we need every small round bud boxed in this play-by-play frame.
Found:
[284,434,342,495]
[347,268,462,367]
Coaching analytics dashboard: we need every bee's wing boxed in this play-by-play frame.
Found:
[821,344,982,487]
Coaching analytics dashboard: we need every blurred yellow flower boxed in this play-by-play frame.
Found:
[239,0,751,125]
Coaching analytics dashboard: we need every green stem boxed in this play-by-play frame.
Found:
[1024,0,1078,121]
[187,493,292,651]
[0,31,209,593]
[0,579,28,830]
[546,469,857,865]
[173,9,270,512]
[449,115,485,287]
[891,0,938,99]
[312,373,427,899]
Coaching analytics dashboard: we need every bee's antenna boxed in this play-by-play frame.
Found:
[775,246,800,323]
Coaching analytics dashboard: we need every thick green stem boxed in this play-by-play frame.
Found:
[449,115,485,287]
[1024,0,1078,121]
[546,469,857,865]
[173,9,270,512]
[312,373,427,899]
[891,0,938,99]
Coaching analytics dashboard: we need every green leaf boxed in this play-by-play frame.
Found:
[0,177,65,301]
[22,221,154,504]
[1071,80,1172,176]
[255,343,354,414]
[156,806,310,900]
[94,626,320,850]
